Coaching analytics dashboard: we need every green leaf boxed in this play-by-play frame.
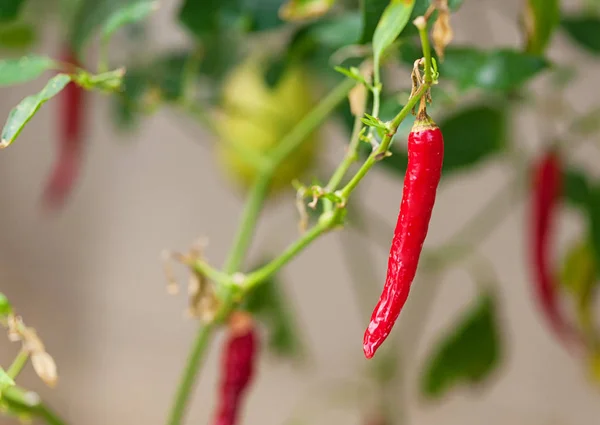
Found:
[0,292,12,316]
[0,56,56,87]
[564,167,590,209]
[372,0,416,70]
[586,185,600,280]
[243,269,305,359]
[524,0,559,54]
[560,239,597,298]
[562,16,600,55]
[0,74,71,148]
[379,103,505,176]
[441,47,549,92]
[360,0,389,44]
[0,0,25,22]
[421,293,501,399]
[178,0,235,40]
[100,0,158,43]
[70,0,149,56]
[0,22,36,50]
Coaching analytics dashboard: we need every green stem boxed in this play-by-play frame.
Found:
[339,83,430,199]
[244,213,337,289]
[6,350,29,379]
[37,403,69,425]
[166,322,215,425]
[269,78,355,166]
[415,17,433,84]
[222,174,272,274]
[98,40,109,74]
[191,258,232,286]
[223,78,355,274]
[166,78,354,425]
[2,387,68,425]
[326,99,364,192]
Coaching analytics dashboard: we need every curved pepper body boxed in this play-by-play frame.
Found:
[530,150,577,347]
[363,117,444,359]
[213,324,258,425]
[42,47,86,209]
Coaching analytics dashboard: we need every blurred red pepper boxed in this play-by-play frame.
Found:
[213,312,258,425]
[530,149,579,349]
[42,46,86,209]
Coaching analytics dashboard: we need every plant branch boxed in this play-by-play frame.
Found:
[243,211,338,290]
[339,82,430,200]
[166,322,215,425]
[269,78,356,166]
[325,98,365,192]
[223,174,272,274]
[6,350,29,379]
[2,386,68,425]
[414,17,433,85]
[166,78,355,425]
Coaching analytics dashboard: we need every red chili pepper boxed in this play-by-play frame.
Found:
[213,312,258,425]
[42,46,86,209]
[363,114,444,359]
[530,150,578,347]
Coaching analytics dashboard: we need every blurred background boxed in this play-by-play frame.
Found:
[1,0,600,424]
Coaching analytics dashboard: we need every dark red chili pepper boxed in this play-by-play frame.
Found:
[530,149,578,347]
[363,113,444,359]
[213,312,258,425]
[42,46,86,209]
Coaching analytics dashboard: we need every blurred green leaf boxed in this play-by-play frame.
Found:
[524,0,559,54]
[70,0,152,55]
[586,185,600,280]
[178,0,230,39]
[360,0,389,44]
[0,22,36,50]
[564,167,590,209]
[100,0,158,43]
[396,0,465,40]
[243,267,305,359]
[0,292,12,316]
[378,103,505,176]
[560,239,597,298]
[421,293,501,399]
[1,74,71,148]
[0,56,55,87]
[0,0,26,22]
[440,104,505,173]
[179,0,284,39]
[372,0,416,71]
[441,47,549,91]
[280,0,335,21]
[562,16,600,55]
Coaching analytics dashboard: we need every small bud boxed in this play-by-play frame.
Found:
[31,351,58,388]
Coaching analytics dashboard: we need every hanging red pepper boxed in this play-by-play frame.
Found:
[363,113,444,359]
[213,312,258,425]
[530,149,579,348]
[42,46,86,209]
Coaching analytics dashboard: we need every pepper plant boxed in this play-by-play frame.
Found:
[1,0,600,424]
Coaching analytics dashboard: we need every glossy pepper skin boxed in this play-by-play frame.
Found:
[213,316,258,425]
[363,115,444,359]
[42,47,86,209]
[530,150,576,346]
